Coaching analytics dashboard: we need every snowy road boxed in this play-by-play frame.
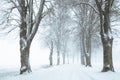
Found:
[0,64,119,80]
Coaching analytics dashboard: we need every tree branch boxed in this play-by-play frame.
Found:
[10,0,21,13]
[28,0,45,42]
[72,2,99,14]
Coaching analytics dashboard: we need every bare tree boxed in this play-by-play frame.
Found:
[95,0,114,72]
[41,24,55,66]
[71,0,99,66]
[50,0,71,65]
[2,0,46,74]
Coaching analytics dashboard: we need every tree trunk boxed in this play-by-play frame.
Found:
[101,0,114,72]
[49,41,53,66]
[57,49,60,65]
[95,0,114,72]
[81,32,86,65]
[101,35,114,72]
[80,36,85,65]
[19,0,32,74]
[67,52,69,64]
[63,53,65,64]
[85,53,91,67]
[19,20,32,74]
[81,49,85,65]
[85,33,92,67]
[20,45,32,74]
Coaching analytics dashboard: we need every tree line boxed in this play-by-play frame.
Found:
[0,0,119,74]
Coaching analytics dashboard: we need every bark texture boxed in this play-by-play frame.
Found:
[95,0,114,72]
[19,0,32,74]
[19,0,45,74]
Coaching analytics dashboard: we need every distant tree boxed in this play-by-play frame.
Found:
[70,0,99,66]
[42,25,54,66]
[50,0,71,65]
[49,40,54,66]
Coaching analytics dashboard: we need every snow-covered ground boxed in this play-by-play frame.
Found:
[0,34,120,80]
[0,64,120,80]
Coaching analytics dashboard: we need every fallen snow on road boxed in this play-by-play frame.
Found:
[0,64,120,80]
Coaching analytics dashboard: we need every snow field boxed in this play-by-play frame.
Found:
[1,64,120,80]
